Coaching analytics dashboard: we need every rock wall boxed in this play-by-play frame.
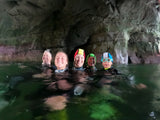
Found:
[0,0,160,63]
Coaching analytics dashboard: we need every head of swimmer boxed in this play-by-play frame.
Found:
[54,52,68,70]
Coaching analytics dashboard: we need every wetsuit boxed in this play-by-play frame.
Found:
[103,67,119,75]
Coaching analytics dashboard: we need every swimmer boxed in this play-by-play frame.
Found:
[85,53,97,72]
[42,49,52,67]
[73,48,85,71]
[54,51,68,73]
[101,52,118,75]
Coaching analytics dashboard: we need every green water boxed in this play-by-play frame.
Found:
[0,63,160,120]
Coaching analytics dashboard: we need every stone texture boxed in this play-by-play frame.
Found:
[0,0,160,63]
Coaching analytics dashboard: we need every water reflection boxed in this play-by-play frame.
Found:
[44,96,67,111]
[0,63,160,120]
[43,67,91,111]
[42,68,71,111]
[150,64,160,119]
[71,70,90,96]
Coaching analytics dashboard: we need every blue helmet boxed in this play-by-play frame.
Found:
[101,52,113,62]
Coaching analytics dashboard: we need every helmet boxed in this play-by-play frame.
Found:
[86,53,96,66]
[74,48,85,59]
[101,52,113,62]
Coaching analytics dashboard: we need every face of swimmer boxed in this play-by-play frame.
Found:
[87,57,95,67]
[54,52,68,70]
[74,54,85,68]
[102,58,112,69]
[42,51,52,65]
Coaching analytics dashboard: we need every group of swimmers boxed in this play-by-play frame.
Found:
[40,48,147,111]
[39,48,122,111]
[42,48,118,75]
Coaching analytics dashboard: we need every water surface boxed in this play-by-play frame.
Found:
[0,63,160,120]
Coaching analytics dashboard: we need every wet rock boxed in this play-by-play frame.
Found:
[0,0,160,63]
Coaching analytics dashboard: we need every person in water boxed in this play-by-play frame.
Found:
[73,48,85,71]
[46,51,71,91]
[85,53,97,72]
[44,51,72,111]
[32,49,53,79]
[101,52,118,75]
[71,48,91,95]
[42,49,52,68]
[95,52,120,87]
[54,51,68,73]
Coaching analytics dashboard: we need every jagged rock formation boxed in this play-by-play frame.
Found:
[0,0,160,63]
